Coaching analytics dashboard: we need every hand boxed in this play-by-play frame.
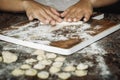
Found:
[61,0,93,22]
[22,0,62,25]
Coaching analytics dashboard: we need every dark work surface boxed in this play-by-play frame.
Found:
[0,12,120,80]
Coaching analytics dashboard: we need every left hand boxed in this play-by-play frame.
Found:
[61,0,93,22]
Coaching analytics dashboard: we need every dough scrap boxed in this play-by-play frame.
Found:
[11,68,25,76]
[20,64,31,69]
[74,70,88,77]
[55,56,66,62]
[46,53,57,59]
[2,51,18,63]
[63,65,76,72]
[37,71,49,79]
[57,72,71,80]
[33,63,45,70]
[49,66,60,74]
[77,63,88,70]
[25,69,37,76]
[52,61,63,68]
[32,49,45,55]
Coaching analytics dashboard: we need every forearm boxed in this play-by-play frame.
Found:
[89,0,118,8]
[0,0,33,12]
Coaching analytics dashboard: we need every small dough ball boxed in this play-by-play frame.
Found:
[46,53,57,59]
[40,60,52,66]
[25,58,37,64]
[57,72,71,80]
[32,49,45,55]
[77,63,88,70]
[37,71,49,79]
[49,66,60,74]
[55,56,66,62]
[52,61,63,68]
[74,70,88,77]
[37,54,46,61]
[11,68,25,76]
[20,64,31,69]
[63,65,76,72]
[33,63,45,70]
[0,57,2,62]
[25,69,37,76]
[2,51,18,63]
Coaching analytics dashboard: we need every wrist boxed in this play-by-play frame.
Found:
[22,0,34,11]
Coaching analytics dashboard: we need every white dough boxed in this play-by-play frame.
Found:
[37,71,49,79]
[40,60,52,65]
[52,61,63,68]
[57,72,71,80]
[49,66,60,74]
[74,70,88,77]
[55,56,66,62]
[25,58,37,64]
[32,49,45,55]
[63,65,76,72]
[25,69,37,76]
[37,55,44,61]
[11,68,25,76]
[33,63,45,70]
[0,57,2,62]
[20,64,31,69]
[2,51,18,63]
[77,63,88,70]
[46,53,57,59]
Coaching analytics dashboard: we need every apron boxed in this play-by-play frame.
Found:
[35,0,80,11]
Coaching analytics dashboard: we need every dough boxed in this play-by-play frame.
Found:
[49,66,60,74]
[46,53,57,59]
[37,53,46,61]
[40,60,52,65]
[55,56,66,62]
[57,72,71,80]
[32,49,45,55]
[0,57,2,62]
[63,65,76,72]
[2,51,18,63]
[37,71,49,79]
[33,63,45,70]
[52,61,63,68]
[11,68,25,76]
[74,70,88,77]
[77,63,88,70]
[25,58,37,64]
[20,64,31,69]
[25,69,37,76]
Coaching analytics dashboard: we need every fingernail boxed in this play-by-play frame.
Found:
[68,18,71,22]
[84,18,87,22]
[45,20,49,24]
[73,18,77,22]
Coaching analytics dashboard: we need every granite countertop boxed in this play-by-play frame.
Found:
[0,12,120,80]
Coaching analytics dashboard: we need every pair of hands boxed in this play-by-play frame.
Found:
[23,0,93,25]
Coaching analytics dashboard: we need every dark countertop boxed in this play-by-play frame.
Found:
[0,12,120,80]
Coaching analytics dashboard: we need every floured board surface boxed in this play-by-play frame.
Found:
[0,18,120,55]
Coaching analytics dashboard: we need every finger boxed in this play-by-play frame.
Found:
[50,7,60,16]
[83,12,92,22]
[26,12,34,21]
[50,20,56,26]
[61,9,70,17]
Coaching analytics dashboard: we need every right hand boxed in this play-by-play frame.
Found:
[22,0,62,25]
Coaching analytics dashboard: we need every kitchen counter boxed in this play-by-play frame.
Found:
[0,12,120,80]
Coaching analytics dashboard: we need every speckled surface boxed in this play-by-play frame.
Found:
[0,12,120,80]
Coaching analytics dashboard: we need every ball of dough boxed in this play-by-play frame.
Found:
[74,70,88,77]
[2,51,18,64]
[57,72,71,80]
[32,49,45,55]
[11,68,25,76]
[37,71,49,79]
[33,63,45,70]
[63,65,76,72]
[77,63,88,70]
[20,64,31,69]
[25,69,37,76]
[49,66,60,74]
[55,56,66,62]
